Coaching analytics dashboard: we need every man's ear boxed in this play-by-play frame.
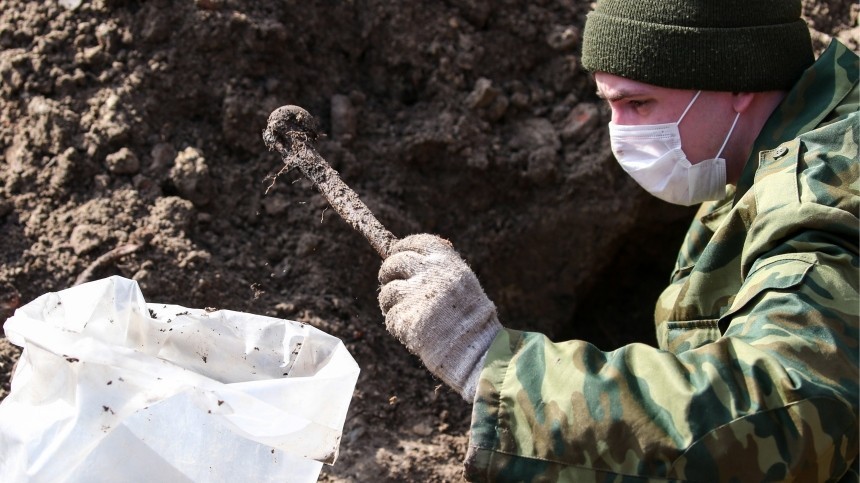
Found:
[732,92,755,113]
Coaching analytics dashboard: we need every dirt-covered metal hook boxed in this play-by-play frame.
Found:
[263,105,397,259]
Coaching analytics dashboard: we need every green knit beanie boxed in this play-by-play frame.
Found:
[581,0,815,91]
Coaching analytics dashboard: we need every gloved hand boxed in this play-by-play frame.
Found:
[378,234,502,401]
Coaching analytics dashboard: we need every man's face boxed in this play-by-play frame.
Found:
[594,72,740,166]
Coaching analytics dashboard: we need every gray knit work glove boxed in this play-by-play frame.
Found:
[378,234,502,402]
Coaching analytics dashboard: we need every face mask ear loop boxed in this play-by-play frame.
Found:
[714,111,741,159]
[676,90,702,125]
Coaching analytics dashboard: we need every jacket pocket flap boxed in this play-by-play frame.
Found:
[721,253,815,321]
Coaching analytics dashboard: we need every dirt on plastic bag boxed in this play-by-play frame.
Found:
[0,276,359,483]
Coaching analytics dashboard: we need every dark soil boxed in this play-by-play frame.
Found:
[1,1,855,481]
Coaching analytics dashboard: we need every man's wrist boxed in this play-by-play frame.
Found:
[425,314,501,401]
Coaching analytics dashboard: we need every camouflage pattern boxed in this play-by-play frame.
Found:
[465,40,859,482]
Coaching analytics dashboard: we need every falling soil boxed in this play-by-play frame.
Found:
[0,1,856,481]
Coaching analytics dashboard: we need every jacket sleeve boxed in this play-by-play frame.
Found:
[465,245,858,482]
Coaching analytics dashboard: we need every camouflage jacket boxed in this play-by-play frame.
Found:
[465,40,859,482]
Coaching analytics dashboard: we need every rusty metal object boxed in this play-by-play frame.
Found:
[263,105,398,259]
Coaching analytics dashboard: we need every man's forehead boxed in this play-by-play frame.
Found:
[594,72,691,101]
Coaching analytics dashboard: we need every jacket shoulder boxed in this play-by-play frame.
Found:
[754,111,858,216]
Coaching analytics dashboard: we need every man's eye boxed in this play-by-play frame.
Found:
[628,100,648,109]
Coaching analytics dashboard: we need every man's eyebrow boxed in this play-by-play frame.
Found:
[595,89,646,102]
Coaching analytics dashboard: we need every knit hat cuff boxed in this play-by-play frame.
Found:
[582,12,814,91]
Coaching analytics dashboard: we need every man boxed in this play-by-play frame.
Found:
[378,0,859,480]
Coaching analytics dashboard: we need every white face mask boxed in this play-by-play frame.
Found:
[608,91,740,206]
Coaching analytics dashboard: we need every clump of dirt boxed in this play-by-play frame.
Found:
[0,1,855,481]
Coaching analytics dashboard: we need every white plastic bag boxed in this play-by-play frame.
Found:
[0,276,360,482]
